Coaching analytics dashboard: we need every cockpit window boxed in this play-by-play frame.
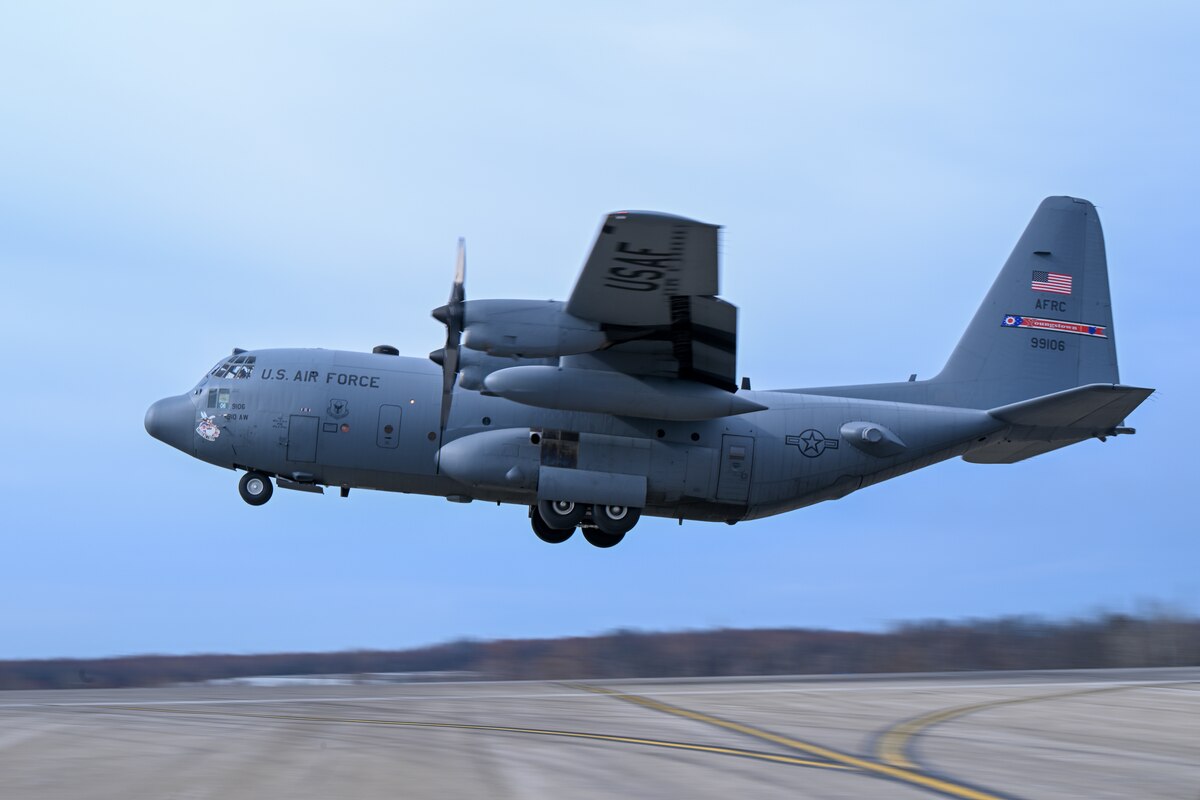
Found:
[207,387,231,410]
[210,354,256,380]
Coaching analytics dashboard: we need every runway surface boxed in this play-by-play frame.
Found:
[1,668,1197,799]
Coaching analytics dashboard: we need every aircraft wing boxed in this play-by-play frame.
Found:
[565,211,738,391]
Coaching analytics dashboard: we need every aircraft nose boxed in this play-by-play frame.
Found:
[145,394,196,454]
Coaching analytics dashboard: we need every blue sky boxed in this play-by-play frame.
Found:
[1,3,1196,659]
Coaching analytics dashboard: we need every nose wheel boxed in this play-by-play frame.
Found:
[238,471,274,506]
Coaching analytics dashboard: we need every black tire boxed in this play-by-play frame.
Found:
[537,499,587,530]
[592,504,640,536]
[530,508,574,544]
[238,471,273,506]
[581,525,625,549]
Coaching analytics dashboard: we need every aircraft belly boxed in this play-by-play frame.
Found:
[742,398,999,518]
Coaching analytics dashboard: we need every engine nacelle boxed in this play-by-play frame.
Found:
[460,299,606,357]
[483,365,767,420]
[455,350,557,391]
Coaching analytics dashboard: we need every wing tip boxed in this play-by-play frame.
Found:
[605,210,715,227]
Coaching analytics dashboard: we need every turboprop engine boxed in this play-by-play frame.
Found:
[460,299,607,357]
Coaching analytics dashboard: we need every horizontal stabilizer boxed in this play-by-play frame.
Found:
[966,383,1152,463]
[988,383,1152,429]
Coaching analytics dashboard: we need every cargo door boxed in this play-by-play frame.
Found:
[287,415,319,462]
[715,434,754,503]
[377,404,403,448]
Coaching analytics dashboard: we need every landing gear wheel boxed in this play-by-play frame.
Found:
[238,471,273,506]
[537,499,587,530]
[530,508,574,544]
[592,504,640,536]
[581,526,625,549]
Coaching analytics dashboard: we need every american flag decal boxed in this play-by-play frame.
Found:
[1031,270,1072,294]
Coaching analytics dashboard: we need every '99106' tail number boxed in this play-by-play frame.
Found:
[1031,336,1066,351]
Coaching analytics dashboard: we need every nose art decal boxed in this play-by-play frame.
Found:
[196,412,222,442]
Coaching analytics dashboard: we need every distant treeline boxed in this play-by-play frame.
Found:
[3,612,1198,690]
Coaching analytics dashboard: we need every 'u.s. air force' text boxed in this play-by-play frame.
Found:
[260,369,381,388]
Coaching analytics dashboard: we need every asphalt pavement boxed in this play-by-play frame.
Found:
[1,668,1196,799]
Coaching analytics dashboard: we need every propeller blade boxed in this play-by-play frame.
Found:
[431,239,465,325]
[439,338,459,429]
[452,236,466,303]
[433,238,467,435]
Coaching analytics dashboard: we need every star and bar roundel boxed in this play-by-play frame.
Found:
[785,429,839,458]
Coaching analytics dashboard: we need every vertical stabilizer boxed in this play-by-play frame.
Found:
[933,196,1119,408]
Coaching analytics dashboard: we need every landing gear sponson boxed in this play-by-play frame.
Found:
[529,502,640,548]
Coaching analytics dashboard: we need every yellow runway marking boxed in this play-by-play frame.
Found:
[103,705,848,772]
[572,684,1007,800]
[875,682,1189,770]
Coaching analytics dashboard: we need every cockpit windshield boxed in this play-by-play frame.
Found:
[209,354,257,380]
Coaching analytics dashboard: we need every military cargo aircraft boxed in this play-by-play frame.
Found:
[146,197,1151,547]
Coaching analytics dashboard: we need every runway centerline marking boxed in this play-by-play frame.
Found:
[572,683,1009,800]
[99,705,848,772]
[875,681,1199,770]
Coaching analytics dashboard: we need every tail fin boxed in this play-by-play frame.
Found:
[933,196,1119,408]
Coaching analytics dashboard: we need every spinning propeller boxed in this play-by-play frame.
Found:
[430,238,466,434]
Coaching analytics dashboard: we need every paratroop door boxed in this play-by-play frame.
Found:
[715,434,754,503]
[287,415,319,462]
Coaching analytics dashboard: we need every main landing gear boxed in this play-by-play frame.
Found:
[238,471,273,506]
[530,510,574,544]
[529,502,641,548]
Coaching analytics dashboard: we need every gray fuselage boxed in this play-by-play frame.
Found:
[148,348,1004,523]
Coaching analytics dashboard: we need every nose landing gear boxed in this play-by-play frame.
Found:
[238,471,273,506]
